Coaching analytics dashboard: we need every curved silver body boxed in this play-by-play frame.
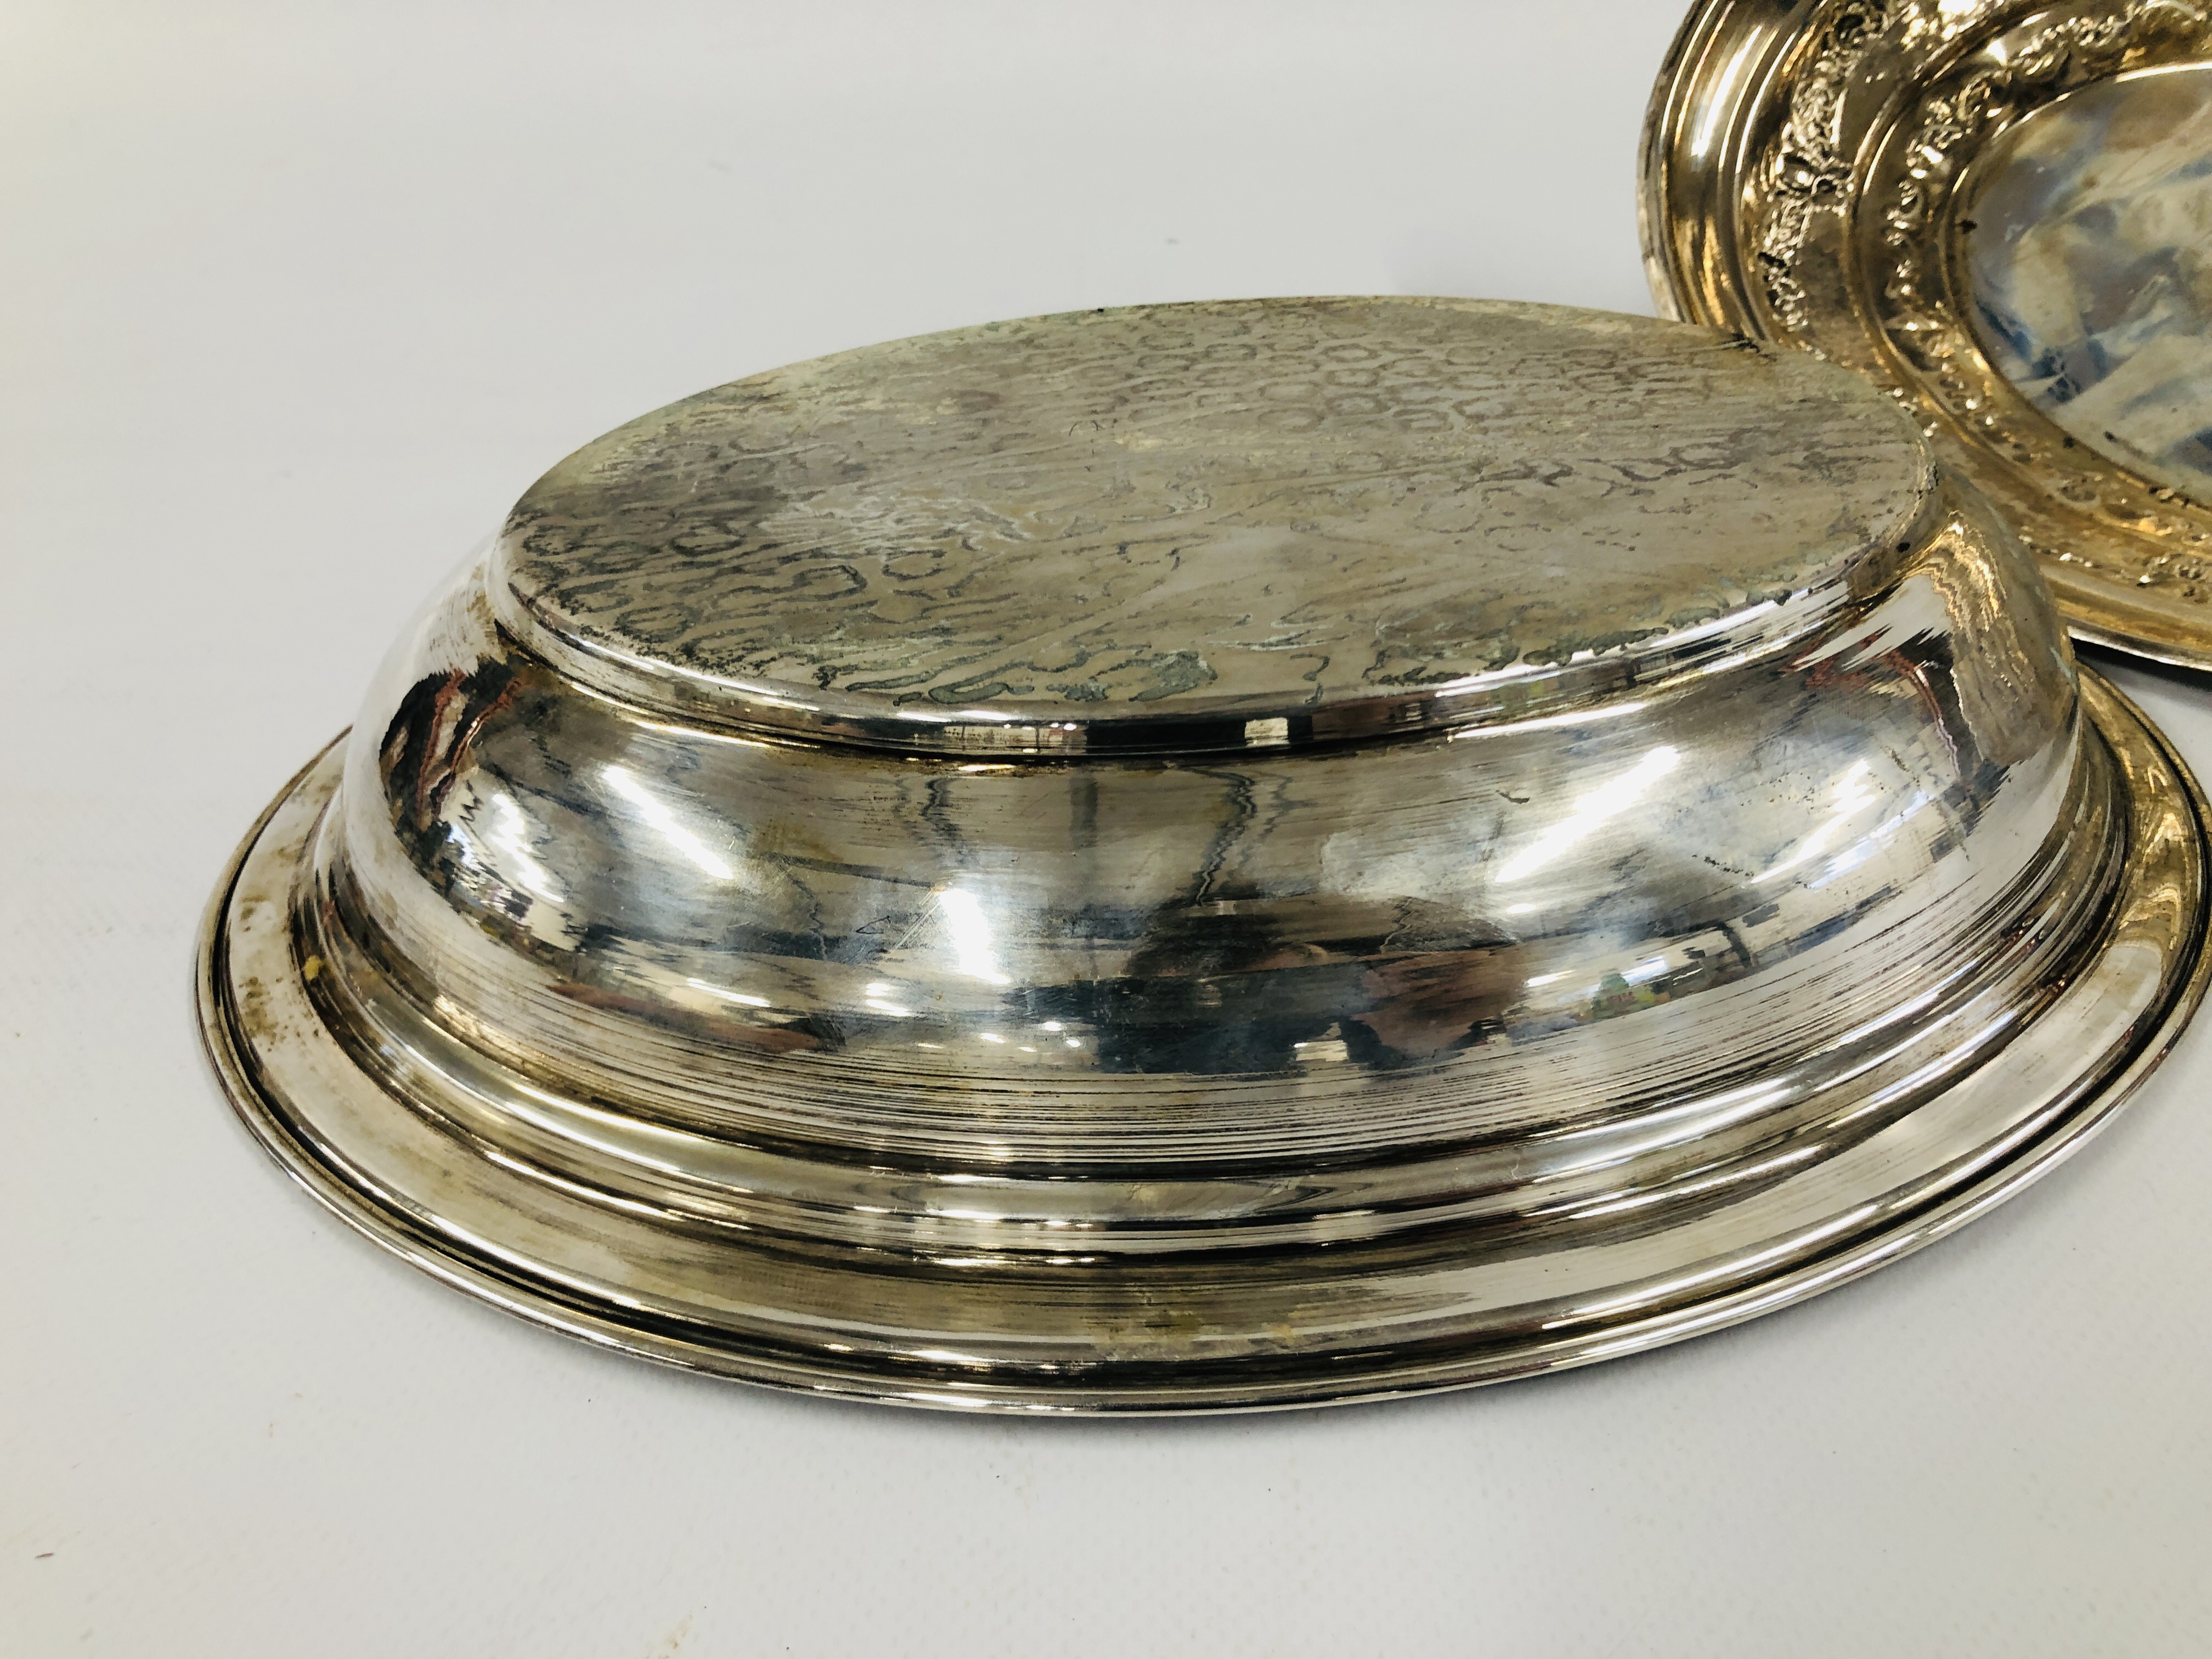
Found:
[199,299,2211,1410]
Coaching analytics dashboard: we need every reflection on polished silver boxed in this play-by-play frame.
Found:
[198,298,2211,1413]
[1641,0,2212,672]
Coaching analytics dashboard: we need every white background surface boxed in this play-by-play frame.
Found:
[7,3,2211,1654]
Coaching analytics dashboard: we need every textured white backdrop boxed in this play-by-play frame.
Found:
[5,3,2210,1654]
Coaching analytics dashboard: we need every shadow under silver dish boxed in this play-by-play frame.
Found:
[199,298,2211,1412]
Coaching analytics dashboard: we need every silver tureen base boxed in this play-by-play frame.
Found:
[201,675,2208,1413]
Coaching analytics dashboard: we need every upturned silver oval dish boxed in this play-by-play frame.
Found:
[199,297,2211,1412]
[1642,0,2212,672]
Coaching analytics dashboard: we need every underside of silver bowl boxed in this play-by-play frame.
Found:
[198,300,2212,1412]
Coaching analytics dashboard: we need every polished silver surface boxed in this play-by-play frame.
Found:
[1964,63,2212,498]
[1640,0,2212,672]
[199,297,2212,1412]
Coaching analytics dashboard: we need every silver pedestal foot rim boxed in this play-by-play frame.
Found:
[197,672,2212,1414]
